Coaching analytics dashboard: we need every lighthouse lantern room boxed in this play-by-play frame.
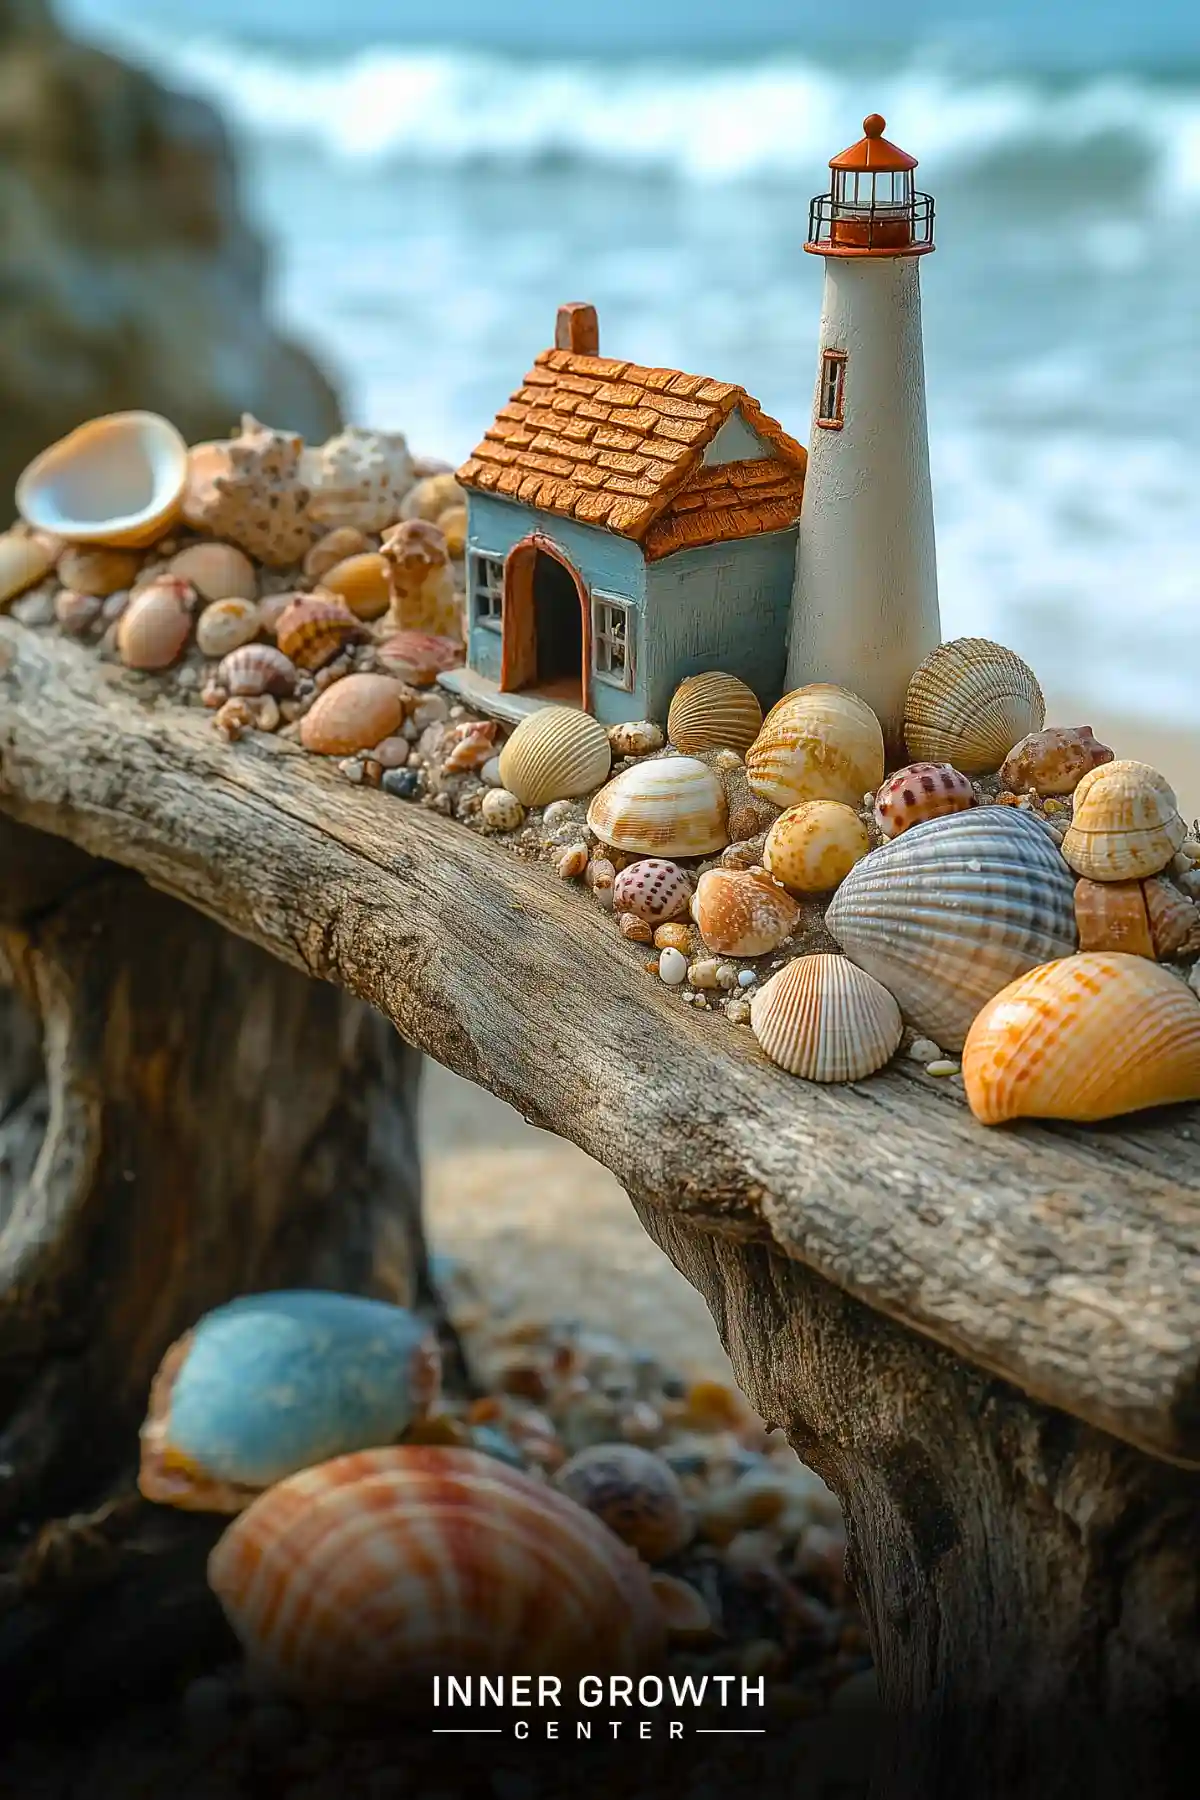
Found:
[806,113,935,257]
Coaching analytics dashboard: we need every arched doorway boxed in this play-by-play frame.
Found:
[501,536,590,710]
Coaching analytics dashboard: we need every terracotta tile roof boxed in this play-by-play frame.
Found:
[458,347,807,554]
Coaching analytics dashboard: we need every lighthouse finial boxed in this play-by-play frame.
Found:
[864,113,886,138]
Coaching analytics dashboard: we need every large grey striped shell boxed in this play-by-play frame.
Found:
[825,806,1078,1051]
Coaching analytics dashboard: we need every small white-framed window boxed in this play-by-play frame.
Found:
[591,593,634,691]
[817,349,847,430]
[470,551,505,631]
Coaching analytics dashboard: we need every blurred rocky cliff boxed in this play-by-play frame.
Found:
[0,0,341,503]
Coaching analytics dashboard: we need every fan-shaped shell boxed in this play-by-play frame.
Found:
[375,629,464,687]
[17,411,188,549]
[217,643,297,697]
[691,868,800,956]
[667,672,763,757]
[999,726,1113,797]
[587,756,729,857]
[1074,878,1153,959]
[275,593,365,670]
[0,531,54,605]
[115,576,194,670]
[208,1445,665,1699]
[962,953,1200,1124]
[300,673,408,756]
[553,1443,690,1563]
[904,638,1045,775]
[746,684,884,810]
[168,542,257,603]
[139,1292,440,1513]
[825,807,1078,1051]
[611,859,693,924]
[764,801,870,894]
[873,762,975,839]
[1061,760,1186,882]
[751,953,902,1082]
[496,707,611,807]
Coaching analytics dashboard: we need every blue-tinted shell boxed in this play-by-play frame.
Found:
[139,1290,441,1513]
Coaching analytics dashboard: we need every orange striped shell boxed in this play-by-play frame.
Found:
[274,593,365,670]
[208,1446,666,1701]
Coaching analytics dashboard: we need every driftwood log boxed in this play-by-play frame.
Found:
[2,616,1200,1790]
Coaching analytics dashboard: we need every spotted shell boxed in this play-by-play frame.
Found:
[274,593,365,670]
[195,598,260,658]
[301,425,414,534]
[999,725,1113,797]
[1061,760,1186,882]
[750,953,902,1083]
[691,868,800,957]
[208,1445,665,1699]
[962,953,1200,1124]
[1074,878,1154,959]
[904,638,1045,776]
[764,801,870,895]
[553,1443,691,1563]
[115,576,194,670]
[611,859,693,924]
[300,673,408,756]
[1143,876,1200,960]
[825,807,1078,1051]
[17,410,187,548]
[217,643,297,697]
[320,552,392,621]
[375,629,464,687]
[0,531,54,605]
[873,763,975,839]
[587,756,729,858]
[58,545,142,598]
[746,684,884,810]
[667,672,763,757]
[497,707,611,808]
[139,1292,440,1514]
[184,415,320,567]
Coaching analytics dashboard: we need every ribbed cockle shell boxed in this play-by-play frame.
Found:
[667,671,763,757]
[1061,760,1186,882]
[691,868,800,956]
[904,638,1045,776]
[588,756,729,857]
[497,707,611,807]
[217,643,297,697]
[611,859,693,923]
[274,593,365,670]
[751,953,902,1083]
[375,629,464,687]
[873,763,975,839]
[746,684,884,810]
[553,1443,690,1563]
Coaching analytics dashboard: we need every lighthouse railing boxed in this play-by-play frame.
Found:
[805,190,935,255]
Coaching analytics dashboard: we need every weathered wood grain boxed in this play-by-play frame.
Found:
[3,617,1200,1466]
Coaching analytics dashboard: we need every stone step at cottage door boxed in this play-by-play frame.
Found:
[501,537,590,711]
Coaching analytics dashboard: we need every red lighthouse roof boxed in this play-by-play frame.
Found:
[829,114,919,173]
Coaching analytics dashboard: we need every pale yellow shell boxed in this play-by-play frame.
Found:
[903,637,1045,776]
[320,552,391,621]
[0,531,54,605]
[17,411,187,549]
[962,953,1200,1124]
[1061,760,1186,882]
[195,598,261,659]
[667,672,763,757]
[745,684,884,810]
[587,756,729,858]
[751,954,903,1083]
[497,707,611,808]
[764,801,870,895]
[168,542,257,603]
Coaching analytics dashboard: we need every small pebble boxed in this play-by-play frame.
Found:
[373,735,410,770]
[726,998,751,1024]
[101,588,130,623]
[382,768,421,801]
[181,1675,238,1750]
[925,1059,960,1078]
[480,788,526,832]
[907,1036,942,1063]
[737,969,758,989]
[412,694,449,729]
[716,963,739,989]
[621,912,653,944]
[542,799,578,828]
[688,957,720,989]
[339,757,366,785]
[658,947,688,985]
[55,589,101,634]
[607,719,664,758]
[481,754,503,787]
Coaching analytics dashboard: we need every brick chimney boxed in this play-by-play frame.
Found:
[555,302,599,356]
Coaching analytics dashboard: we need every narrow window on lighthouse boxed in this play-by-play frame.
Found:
[818,350,847,429]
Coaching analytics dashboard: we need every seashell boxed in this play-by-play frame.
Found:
[184,415,320,567]
[999,725,1113,797]
[218,643,297,697]
[139,1291,440,1513]
[658,946,688,984]
[381,520,461,642]
[746,684,884,810]
[57,545,142,597]
[608,720,664,759]
[553,1443,690,1563]
[691,868,800,956]
[208,1445,665,1698]
[301,426,414,534]
[480,788,525,832]
[275,593,365,670]
[904,637,1045,775]
[1061,760,1186,882]
[300,673,408,756]
[873,762,975,839]
[962,953,1200,1124]
[168,541,257,603]
[182,441,232,531]
[498,707,611,807]
[399,472,464,523]
[649,1573,714,1642]
[55,588,101,635]
[667,672,763,757]
[115,576,194,670]
[1143,875,1200,960]
[319,552,391,621]
[195,598,260,658]
[826,807,1078,1051]
[1074,878,1153,959]
[588,756,729,858]
[375,628,464,687]
[764,801,869,895]
[17,411,187,548]
[303,526,373,584]
[436,504,467,557]
[751,953,902,1082]
[612,859,693,924]
[0,530,55,605]
[443,719,501,773]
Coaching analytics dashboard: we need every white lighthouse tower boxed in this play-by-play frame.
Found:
[785,114,942,749]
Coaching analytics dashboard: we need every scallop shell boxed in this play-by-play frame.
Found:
[746,684,884,810]
[999,726,1113,797]
[195,598,260,658]
[553,1443,690,1563]
[320,552,391,621]
[764,801,870,895]
[904,638,1045,775]
[208,1445,665,1699]
[301,426,414,534]
[185,415,320,567]
[1061,760,1186,882]
[587,756,729,858]
[168,542,257,603]
[138,1291,440,1514]
[217,643,297,697]
[691,868,800,956]
[274,593,365,670]
[873,762,975,839]
[375,629,464,687]
[751,953,902,1083]
[611,859,693,924]
[497,707,611,807]
[57,545,142,598]
[962,953,1200,1124]
[0,531,54,605]
[825,807,1078,1051]
[667,672,763,757]
[1073,878,1153,959]
[115,576,194,670]
[17,411,187,548]
[300,674,408,756]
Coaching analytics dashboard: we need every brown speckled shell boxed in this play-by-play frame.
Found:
[999,726,1113,797]
[691,867,800,957]
[274,594,365,670]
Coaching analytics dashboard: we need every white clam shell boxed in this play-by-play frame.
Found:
[498,708,611,808]
[825,807,1078,1051]
[17,411,188,549]
[903,638,1045,776]
[751,954,902,1082]
[587,756,729,858]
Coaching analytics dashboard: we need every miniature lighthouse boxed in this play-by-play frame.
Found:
[785,114,942,746]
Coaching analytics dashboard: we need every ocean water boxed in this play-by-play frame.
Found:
[60,0,1200,722]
